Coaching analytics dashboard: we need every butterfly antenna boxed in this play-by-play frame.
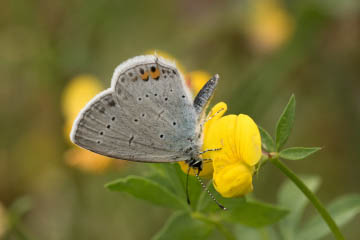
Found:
[186,166,191,205]
[194,172,227,210]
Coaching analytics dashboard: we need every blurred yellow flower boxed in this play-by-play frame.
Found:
[185,71,211,95]
[62,75,103,140]
[62,75,117,173]
[247,0,294,52]
[202,102,262,197]
[64,148,121,173]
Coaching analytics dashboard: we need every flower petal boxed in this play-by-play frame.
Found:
[186,71,212,95]
[203,115,239,166]
[61,75,103,120]
[213,163,254,198]
[64,148,113,173]
[202,103,262,197]
[235,114,262,166]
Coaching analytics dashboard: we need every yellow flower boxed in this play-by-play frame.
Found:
[64,148,124,173]
[178,158,214,177]
[62,75,104,140]
[246,0,294,52]
[185,71,211,95]
[203,102,262,197]
[61,75,117,173]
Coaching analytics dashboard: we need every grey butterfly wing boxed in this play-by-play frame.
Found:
[71,55,199,162]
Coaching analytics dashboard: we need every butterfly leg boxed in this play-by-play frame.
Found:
[197,106,225,140]
[201,158,212,162]
[199,147,222,155]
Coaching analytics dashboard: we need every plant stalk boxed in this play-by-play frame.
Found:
[270,157,344,240]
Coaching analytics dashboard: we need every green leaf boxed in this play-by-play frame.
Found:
[222,200,289,228]
[152,211,213,240]
[278,176,321,239]
[196,181,246,213]
[297,194,360,240]
[105,175,187,210]
[234,225,278,240]
[279,147,321,160]
[148,163,185,197]
[149,163,203,207]
[259,126,276,152]
[275,94,296,150]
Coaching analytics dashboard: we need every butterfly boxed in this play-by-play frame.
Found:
[70,55,218,173]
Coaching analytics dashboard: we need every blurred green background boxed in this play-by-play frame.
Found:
[1,0,359,239]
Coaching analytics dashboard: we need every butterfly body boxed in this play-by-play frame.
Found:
[70,55,218,172]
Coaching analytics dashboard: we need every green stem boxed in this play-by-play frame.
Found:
[270,157,344,240]
[192,212,236,240]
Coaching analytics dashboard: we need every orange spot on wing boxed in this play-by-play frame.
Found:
[140,72,149,81]
[150,67,160,80]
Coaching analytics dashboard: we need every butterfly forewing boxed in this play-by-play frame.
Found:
[71,55,199,162]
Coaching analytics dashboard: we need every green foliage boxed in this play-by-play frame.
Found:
[298,194,360,240]
[105,94,360,239]
[222,200,288,228]
[259,95,358,240]
[279,147,321,160]
[152,211,213,240]
[105,175,187,210]
[106,163,289,239]
[259,126,276,152]
[278,176,322,239]
[276,178,360,240]
[275,94,296,150]
[230,177,360,240]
